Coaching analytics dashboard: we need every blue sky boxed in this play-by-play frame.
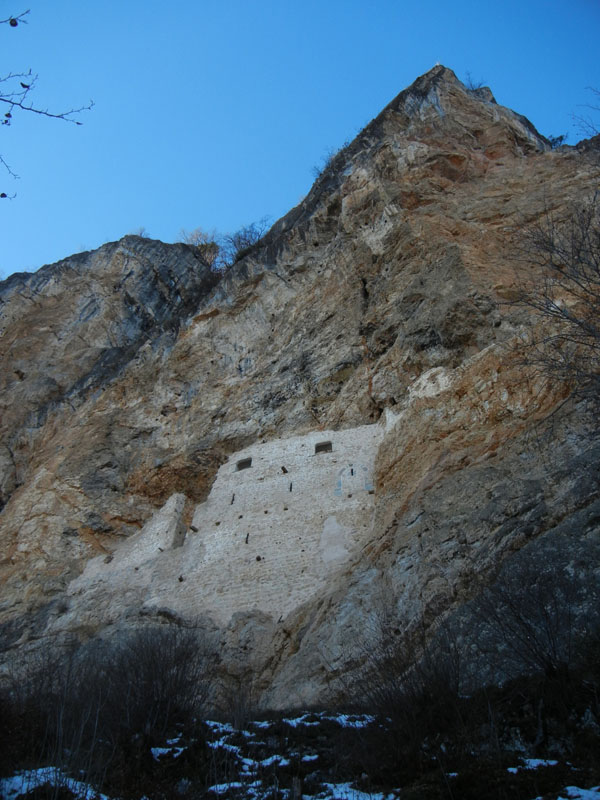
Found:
[1,0,599,280]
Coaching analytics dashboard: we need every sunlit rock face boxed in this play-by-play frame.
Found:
[1,66,599,707]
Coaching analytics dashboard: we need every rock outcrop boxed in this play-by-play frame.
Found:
[1,66,598,706]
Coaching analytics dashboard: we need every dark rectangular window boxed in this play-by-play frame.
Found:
[236,457,252,471]
[315,441,332,454]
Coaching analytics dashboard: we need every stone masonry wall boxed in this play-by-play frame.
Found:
[66,423,384,628]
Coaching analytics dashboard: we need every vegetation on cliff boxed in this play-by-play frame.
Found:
[517,193,600,418]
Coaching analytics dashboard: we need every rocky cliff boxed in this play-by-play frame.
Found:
[1,66,598,707]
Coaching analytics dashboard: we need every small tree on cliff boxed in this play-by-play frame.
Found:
[179,217,269,271]
[517,192,600,416]
[220,217,269,264]
[179,226,222,269]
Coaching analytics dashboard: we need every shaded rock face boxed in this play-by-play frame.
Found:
[0,237,216,503]
[1,66,599,706]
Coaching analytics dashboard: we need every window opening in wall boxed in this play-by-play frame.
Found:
[236,457,252,471]
[289,482,293,492]
[281,466,288,474]
[231,493,235,505]
[350,467,354,476]
[315,441,332,454]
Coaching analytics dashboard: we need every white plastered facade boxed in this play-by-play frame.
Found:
[68,423,385,626]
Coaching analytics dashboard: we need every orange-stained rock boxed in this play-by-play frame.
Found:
[1,66,599,706]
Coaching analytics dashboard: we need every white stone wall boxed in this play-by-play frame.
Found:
[68,424,384,627]
[73,493,187,583]
[165,424,383,623]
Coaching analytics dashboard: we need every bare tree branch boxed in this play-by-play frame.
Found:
[0,9,29,27]
[0,92,94,124]
[572,87,600,138]
[0,153,18,179]
[220,216,270,264]
[515,193,600,416]
[1,8,92,196]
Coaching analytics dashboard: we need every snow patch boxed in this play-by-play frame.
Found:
[507,758,558,774]
[283,713,320,728]
[208,781,244,794]
[324,713,375,728]
[151,745,185,760]
[558,788,600,800]
[0,768,111,800]
[259,755,290,767]
[319,782,394,800]
[283,711,374,729]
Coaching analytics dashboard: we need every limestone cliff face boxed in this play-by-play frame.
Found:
[1,66,599,706]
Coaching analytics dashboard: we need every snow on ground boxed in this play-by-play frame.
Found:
[282,712,375,729]
[317,783,394,800]
[2,713,599,800]
[205,720,236,734]
[207,781,246,795]
[150,744,185,760]
[205,780,392,799]
[557,788,600,800]
[259,755,290,767]
[0,767,111,800]
[507,758,559,773]
[282,712,321,728]
[208,738,242,753]
[322,714,375,729]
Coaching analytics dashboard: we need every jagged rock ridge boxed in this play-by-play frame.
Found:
[0,66,599,706]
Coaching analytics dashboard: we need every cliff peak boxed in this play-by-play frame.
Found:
[0,66,598,716]
[378,63,545,147]
[265,65,548,246]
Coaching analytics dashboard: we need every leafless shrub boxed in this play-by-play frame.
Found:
[467,555,600,752]
[179,226,222,269]
[516,193,600,417]
[220,217,270,265]
[311,142,351,180]
[464,71,486,91]
[472,561,585,681]
[0,643,108,790]
[573,87,600,138]
[216,671,259,730]
[129,226,151,238]
[102,623,213,740]
[0,623,215,793]
[179,226,216,247]
[178,218,269,271]
[356,607,467,779]
[469,543,600,690]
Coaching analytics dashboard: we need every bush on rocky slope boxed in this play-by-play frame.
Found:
[0,622,214,797]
